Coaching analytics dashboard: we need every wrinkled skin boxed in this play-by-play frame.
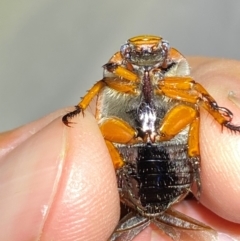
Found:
[0,57,240,241]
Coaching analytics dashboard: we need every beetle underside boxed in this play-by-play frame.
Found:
[62,35,240,241]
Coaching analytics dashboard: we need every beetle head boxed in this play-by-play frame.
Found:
[120,35,169,68]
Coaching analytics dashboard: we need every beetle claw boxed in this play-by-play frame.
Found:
[224,122,240,133]
[62,105,82,127]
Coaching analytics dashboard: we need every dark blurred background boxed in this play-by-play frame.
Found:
[1,1,240,131]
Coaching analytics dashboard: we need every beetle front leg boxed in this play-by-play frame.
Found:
[102,63,139,94]
[63,63,139,126]
[62,80,106,126]
[104,63,138,83]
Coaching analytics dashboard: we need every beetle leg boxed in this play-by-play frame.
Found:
[158,78,240,132]
[104,63,139,83]
[188,118,201,196]
[62,105,82,127]
[99,117,138,169]
[63,65,138,126]
[158,105,198,141]
[188,118,200,157]
[159,105,201,196]
[195,87,240,132]
[159,85,232,125]
[99,117,137,144]
[156,77,198,103]
[62,80,106,126]
[103,63,139,94]
[156,76,198,104]
[158,87,199,103]
[103,77,138,94]
[193,83,236,127]
[190,156,201,198]
[63,64,139,126]
[160,76,195,90]
[105,140,124,169]
[158,105,201,195]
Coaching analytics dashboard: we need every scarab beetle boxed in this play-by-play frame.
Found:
[62,35,240,241]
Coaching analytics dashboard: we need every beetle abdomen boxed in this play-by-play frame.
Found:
[137,144,192,209]
[117,143,193,215]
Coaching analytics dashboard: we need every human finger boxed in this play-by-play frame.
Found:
[188,57,240,223]
[0,109,119,241]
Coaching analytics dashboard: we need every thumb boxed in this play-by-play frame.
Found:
[0,109,119,241]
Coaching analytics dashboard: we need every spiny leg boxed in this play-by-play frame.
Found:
[62,80,106,126]
[62,105,82,127]
[157,76,240,132]
[63,63,139,126]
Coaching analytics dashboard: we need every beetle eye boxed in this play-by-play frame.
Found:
[120,44,130,58]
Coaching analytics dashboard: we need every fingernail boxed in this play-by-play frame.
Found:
[228,91,240,108]
[218,232,238,241]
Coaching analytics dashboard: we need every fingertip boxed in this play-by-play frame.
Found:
[0,116,67,240]
[41,111,120,241]
[175,200,240,240]
[0,108,69,158]
[188,58,240,223]
[0,109,120,240]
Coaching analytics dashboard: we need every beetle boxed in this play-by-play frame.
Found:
[62,35,240,240]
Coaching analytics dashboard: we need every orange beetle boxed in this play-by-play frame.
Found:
[63,35,239,241]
